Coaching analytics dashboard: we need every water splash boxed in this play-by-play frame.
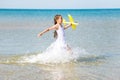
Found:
[19,46,89,64]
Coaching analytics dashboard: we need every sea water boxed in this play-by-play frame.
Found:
[0,9,120,80]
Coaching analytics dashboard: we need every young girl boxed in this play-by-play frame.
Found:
[22,15,78,63]
[37,14,72,53]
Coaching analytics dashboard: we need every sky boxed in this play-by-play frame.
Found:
[0,0,120,9]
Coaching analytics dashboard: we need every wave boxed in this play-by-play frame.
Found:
[0,47,109,65]
[18,47,89,64]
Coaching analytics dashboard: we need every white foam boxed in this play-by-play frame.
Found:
[19,45,89,64]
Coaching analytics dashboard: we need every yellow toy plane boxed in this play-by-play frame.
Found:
[63,14,79,30]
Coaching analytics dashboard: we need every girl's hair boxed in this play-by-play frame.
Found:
[53,14,62,39]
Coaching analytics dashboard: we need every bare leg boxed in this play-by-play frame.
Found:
[67,45,73,54]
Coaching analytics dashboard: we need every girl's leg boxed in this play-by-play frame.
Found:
[67,45,73,54]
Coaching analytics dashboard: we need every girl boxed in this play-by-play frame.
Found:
[21,15,74,64]
[37,14,72,53]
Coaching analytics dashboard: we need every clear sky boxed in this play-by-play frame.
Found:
[0,0,120,9]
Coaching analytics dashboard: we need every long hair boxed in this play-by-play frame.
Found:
[53,14,62,39]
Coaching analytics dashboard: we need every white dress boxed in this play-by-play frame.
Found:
[46,24,68,52]
[22,24,75,64]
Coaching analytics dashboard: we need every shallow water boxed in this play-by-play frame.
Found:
[0,53,120,80]
[0,9,120,80]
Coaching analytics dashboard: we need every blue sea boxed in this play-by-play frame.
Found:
[0,9,120,80]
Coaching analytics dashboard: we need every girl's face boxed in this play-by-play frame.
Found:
[57,16,63,24]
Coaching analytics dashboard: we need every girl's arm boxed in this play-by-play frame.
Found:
[37,25,58,37]
[64,23,72,30]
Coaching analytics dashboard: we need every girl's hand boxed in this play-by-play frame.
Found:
[68,23,72,27]
[37,33,42,38]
